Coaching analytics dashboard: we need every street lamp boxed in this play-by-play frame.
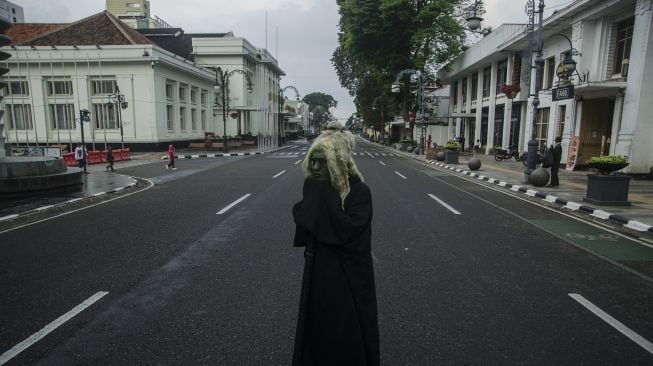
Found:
[214,67,254,153]
[110,86,128,149]
[392,69,426,154]
[79,109,90,174]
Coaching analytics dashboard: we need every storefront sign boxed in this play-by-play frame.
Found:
[552,85,574,101]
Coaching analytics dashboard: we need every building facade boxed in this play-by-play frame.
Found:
[438,0,653,173]
[2,11,285,152]
[0,0,23,24]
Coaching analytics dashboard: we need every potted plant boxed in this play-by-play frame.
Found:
[500,84,521,99]
[583,155,631,206]
[444,140,460,164]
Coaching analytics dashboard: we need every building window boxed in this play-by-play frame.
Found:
[200,91,207,106]
[536,107,550,150]
[496,60,507,94]
[613,17,634,76]
[12,8,16,14]
[93,103,118,129]
[471,73,478,101]
[201,110,206,131]
[451,81,458,106]
[6,105,33,130]
[47,81,73,96]
[166,83,175,100]
[546,57,556,89]
[494,105,505,147]
[180,107,186,130]
[557,105,566,138]
[7,81,29,96]
[49,104,76,130]
[179,85,187,102]
[191,88,198,105]
[461,77,467,104]
[482,67,491,97]
[126,3,141,7]
[191,108,197,130]
[13,17,16,23]
[91,80,116,95]
[166,105,174,130]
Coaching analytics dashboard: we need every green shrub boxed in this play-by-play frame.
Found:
[445,139,460,150]
[586,155,628,164]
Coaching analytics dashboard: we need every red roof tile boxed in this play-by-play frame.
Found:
[15,11,152,46]
[6,23,67,45]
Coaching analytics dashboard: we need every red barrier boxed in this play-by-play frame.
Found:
[63,152,77,167]
[114,149,124,162]
[123,148,131,161]
[87,150,102,164]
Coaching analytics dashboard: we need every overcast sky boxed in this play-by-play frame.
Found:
[13,0,574,121]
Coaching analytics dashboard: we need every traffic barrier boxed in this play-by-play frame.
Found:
[87,150,103,164]
[63,152,77,167]
[114,149,124,161]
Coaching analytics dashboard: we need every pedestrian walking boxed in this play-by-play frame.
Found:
[548,136,563,187]
[106,146,115,172]
[166,144,177,170]
[426,134,432,149]
[474,139,481,153]
[292,122,379,366]
[74,143,87,172]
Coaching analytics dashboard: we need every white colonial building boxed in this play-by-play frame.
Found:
[438,0,653,173]
[1,11,285,152]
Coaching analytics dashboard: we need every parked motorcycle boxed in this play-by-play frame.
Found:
[520,151,545,167]
[494,145,520,162]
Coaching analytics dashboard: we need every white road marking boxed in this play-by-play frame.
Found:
[569,293,653,354]
[217,194,252,215]
[34,205,54,212]
[294,160,302,165]
[428,194,461,215]
[394,171,407,179]
[273,170,286,179]
[0,214,19,222]
[0,291,109,365]
[379,161,386,166]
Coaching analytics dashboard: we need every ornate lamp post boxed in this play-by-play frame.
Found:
[392,69,426,154]
[214,67,254,153]
[109,86,128,149]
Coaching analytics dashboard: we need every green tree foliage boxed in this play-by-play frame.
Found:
[302,92,338,126]
[333,0,483,127]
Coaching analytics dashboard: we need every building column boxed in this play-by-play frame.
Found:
[616,0,653,172]
[486,61,498,150]
[474,71,483,149]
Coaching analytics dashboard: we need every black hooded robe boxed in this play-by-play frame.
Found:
[292,177,380,366]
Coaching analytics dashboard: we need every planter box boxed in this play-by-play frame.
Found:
[445,150,459,164]
[583,175,631,206]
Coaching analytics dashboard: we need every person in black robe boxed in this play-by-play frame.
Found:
[548,136,563,187]
[292,122,380,366]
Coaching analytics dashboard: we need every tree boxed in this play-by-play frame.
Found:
[332,0,484,128]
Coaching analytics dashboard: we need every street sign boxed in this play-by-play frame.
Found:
[552,85,574,101]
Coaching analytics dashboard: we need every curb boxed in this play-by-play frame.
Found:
[368,142,653,238]
[420,158,653,238]
[0,177,140,224]
[160,147,290,160]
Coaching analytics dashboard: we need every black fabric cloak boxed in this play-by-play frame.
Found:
[292,177,379,366]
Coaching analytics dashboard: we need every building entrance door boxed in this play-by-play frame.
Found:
[578,99,615,164]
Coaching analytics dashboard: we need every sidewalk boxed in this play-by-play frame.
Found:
[397,146,653,239]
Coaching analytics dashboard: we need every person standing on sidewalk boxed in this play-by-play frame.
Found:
[166,144,177,170]
[426,134,432,149]
[292,122,379,366]
[548,137,563,187]
[74,143,87,172]
[106,146,115,172]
